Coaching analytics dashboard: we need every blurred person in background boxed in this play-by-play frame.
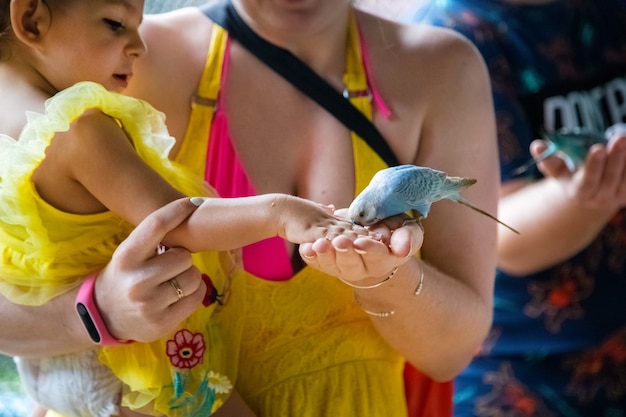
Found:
[411,1,626,416]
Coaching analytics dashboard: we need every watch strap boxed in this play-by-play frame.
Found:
[76,273,132,346]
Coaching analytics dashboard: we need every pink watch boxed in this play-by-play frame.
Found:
[75,273,132,346]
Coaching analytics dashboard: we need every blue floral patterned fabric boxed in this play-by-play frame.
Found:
[412,1,626,416]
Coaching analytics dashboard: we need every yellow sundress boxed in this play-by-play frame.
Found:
[180,12,408,416]
[0,81,246,417]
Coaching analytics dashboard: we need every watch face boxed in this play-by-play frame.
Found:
[76,302,102,343]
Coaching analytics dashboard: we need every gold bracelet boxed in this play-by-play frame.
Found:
[353,292,396,318]
[354,264,426,318]
[414,265,425,295]
[338,266,399,289]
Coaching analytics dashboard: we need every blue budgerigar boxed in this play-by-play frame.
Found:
[349,165,519,233]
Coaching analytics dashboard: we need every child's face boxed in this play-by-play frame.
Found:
[41,0,146,93]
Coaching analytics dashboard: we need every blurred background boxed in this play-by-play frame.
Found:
[143,0,424,19]
[0,0,426,415]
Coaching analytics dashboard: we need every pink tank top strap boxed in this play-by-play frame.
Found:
[358,30,391,118]
[203,14,391,281]
[205,37,294,281]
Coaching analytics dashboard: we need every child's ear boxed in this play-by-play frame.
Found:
[10,0,51,46]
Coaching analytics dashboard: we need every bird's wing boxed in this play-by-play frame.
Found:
[392,167,443,206]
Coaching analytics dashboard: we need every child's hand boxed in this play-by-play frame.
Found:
[276,196,371,244]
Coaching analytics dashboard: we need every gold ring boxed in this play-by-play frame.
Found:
[169,278,184,300]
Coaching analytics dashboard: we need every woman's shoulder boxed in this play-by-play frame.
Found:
[139,7,213,74]
[142,7,213,49]
[357,10,488,107]
[358,10,484,76]
[128,8,214,137]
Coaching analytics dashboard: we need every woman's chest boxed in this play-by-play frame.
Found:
[225,92,360,206]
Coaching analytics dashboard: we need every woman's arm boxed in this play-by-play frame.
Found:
[497,134,626,274]
[0,286,89,356]
[302,26,499,381]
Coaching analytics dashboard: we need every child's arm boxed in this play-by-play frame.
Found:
[33,109,365,253]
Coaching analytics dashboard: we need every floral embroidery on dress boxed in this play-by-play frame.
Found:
[202,273,224,306]
[208,371,233,394]
[166,329,233,416]
[159,269,234,415]
[167,329,206,369]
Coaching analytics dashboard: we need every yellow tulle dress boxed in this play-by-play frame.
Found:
[0,81,245,417]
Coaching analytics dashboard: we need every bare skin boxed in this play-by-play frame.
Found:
[123,0,500,380]
[0,0,366,415]
[0,0,499,400]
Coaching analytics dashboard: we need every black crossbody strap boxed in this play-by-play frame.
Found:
[202,0,399,167]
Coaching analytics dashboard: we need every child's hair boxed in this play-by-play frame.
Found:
[0,0,11,59]
[1,0,9,35]
[0,0,62,60]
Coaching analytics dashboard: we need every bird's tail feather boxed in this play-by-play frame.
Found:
[456,198,519,234]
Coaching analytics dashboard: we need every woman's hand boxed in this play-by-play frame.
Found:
[298,210,423,286]
[532,131,626,212]
[95,198,206,343]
